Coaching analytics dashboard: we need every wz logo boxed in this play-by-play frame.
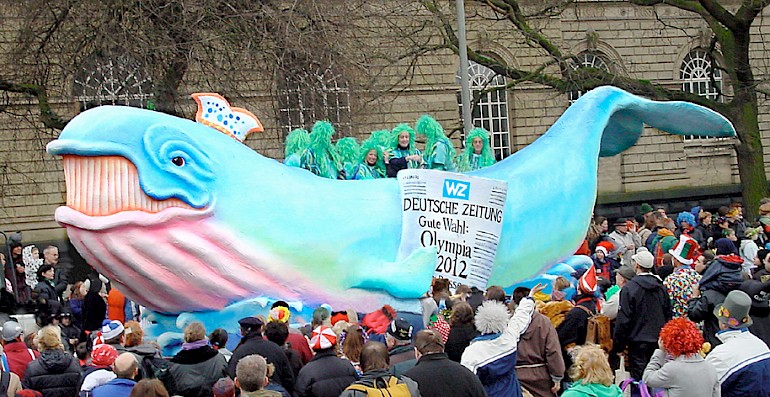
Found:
[443,179,470,200]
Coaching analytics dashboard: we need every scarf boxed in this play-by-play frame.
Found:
[181,339,209,351]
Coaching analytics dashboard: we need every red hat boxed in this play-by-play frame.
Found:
[578,266,598,294]
[91,344,119,366]
[310,326,336,350]
[596,240,615,253]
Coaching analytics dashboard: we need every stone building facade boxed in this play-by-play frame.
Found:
[0,1,768,244]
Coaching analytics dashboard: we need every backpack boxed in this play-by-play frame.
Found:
[0,371,9,397]
[577,305,613,352]
[345,376,411,397]
[141,354,171,380]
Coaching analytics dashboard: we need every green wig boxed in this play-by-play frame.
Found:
[416,115,455,162]
[335,137,361,166]
[368,129,392,151]
[303,120,341,178]
[457,127,496,171]
[284,128,310,158]
[390,124,416,150]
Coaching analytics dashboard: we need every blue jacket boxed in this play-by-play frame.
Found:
[706,328,770,397]
[92,378,136,397]
[461,298,535,397]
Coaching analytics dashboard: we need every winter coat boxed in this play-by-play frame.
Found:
[445,322,478,363]
[613,273,671,352]
[740,279,770,347]
[294,349,357,397]
[461,298,535,397]
[561,381,622,397]
[4,341,39,379]
[516,312,564,397]
[404,352,486,397]
[79,366,115,394]
[688,255,743,347]
[557,297,597,382]
[663,266,700,319]
[642,349,719,397]
[706,329,770,397]
[388,345,416,376]
[228,333,294,393]
[22,349,82,397]
[339,369,420,397]
[166,345,227,397]
[91,378,136,397]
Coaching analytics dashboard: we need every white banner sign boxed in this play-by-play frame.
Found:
[397,169,508,290]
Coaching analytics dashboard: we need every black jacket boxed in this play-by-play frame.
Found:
[557,297,597,380]
[687,289,726,348]
[613,273,671,351]
[228,332,294,393]
[687,255,743,348]
[165,345,227,397]
[403,352,487,397]
[445,323,478,363]
[22,349,82,397]
[294,349,357,397]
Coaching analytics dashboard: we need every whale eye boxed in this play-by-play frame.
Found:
[171,156,185,167]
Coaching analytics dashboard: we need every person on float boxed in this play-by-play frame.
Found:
[336,137,361,180]
[350,143,386,180]
[385,124,422,177]
[283,128,310,168]
[299,121,342,179]
[415,115,456,172]
[456,127,496,172]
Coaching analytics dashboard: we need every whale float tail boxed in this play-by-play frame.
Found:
[474,86,735,287]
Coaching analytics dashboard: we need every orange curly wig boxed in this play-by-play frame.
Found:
[660,318,704,357]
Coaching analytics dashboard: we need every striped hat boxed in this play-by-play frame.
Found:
[669,235,699,265]
[310,326,336,350]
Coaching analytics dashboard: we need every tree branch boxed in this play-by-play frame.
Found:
[696,0,740,31]
[0,79,68,130]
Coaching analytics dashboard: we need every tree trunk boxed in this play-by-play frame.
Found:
[731,98,768,220]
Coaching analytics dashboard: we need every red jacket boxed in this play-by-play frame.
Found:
[4,341,39,379]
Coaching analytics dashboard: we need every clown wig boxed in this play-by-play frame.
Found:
[284,128,310,158]
[390,124,416,150]
[659,318,704,357]
[457,127,496,172]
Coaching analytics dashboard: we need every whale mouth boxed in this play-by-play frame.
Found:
[63,155,196,216]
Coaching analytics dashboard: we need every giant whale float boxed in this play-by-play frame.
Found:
[47,86,734,317]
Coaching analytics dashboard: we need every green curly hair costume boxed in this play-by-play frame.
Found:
[456,127,496,172]
[299,121,342,179]
[284,128,310,158]
[416,115,457,171]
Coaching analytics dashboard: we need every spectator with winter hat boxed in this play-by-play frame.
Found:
[592,241,620,283]
[1,320,38,379]
[98,319,127,353]
[612,247,671,396]
[706,290,770,396]
[385,318,415,376]
[557,267,600,388]
[664,235,701,319]
[462,283,545,397]
[80,344,119,395]
[294,325,357,397]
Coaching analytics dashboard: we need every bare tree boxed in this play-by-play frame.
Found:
[424,0,770,217]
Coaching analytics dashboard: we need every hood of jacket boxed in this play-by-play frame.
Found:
[630,273,663,291]
[39,349,75,373]
[566,382,623,397]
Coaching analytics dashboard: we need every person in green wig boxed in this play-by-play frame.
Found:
[283,128,310,167]
[336,136,360,180]
[299,121,342,179]
[456,127,496,172]
[350,141,386,180]
[415,115,457,172]
[385,123,423,177]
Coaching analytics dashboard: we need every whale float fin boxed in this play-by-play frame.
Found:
[192,93,264,142]
[346,246,438,299]
[595,87,735,157]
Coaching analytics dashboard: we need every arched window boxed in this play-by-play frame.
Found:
[568,51,611,103]
[680,48,723,141]
[72,51,153,110]
[457,60,511,160]
[277,64,351,137]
